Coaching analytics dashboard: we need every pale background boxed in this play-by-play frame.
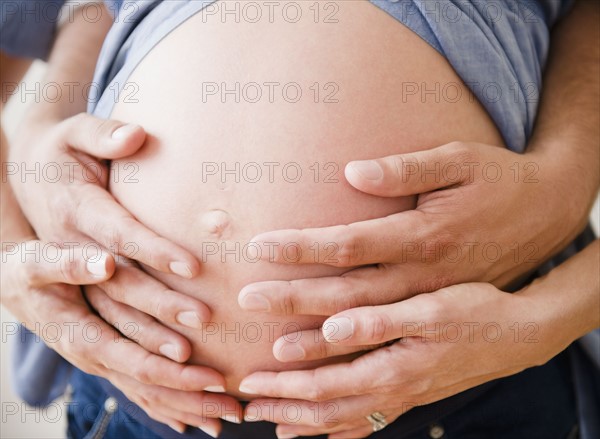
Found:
[1,62,599,439]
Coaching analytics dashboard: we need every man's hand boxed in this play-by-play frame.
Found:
[1,240,242,437]
[239,141,591,316]
[238,238,599,438]
[237,283,561,439]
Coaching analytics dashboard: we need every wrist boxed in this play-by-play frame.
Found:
[513,285,574,366]
[525,139,596,245]
[515,246,599,365]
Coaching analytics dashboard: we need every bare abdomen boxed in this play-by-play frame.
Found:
[106,0,504,397]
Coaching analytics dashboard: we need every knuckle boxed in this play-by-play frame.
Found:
[305,385,327,402]
[281,290,297,315]
[142,387,161,405]
[330,280,362,312]
[153,292,173,322]
[131,359,152,384]
[90,118,112,148]
[448,141,475,164]
[366,312,392,343]
[419,295,444,323]
[390,155,406,180]
[58,256,79,282]
[406,375,434,400]
[103,280,126,303]
[101,225,125,252]
[20,260,40,289]
[55,192,77,223]
[317,339,333,359]
[335,232,363,267]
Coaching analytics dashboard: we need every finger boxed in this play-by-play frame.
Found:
[19,241,115,287]
[239,346,407,401]
[107,372,236,437]
[17,285,226,393]
[273,329,380,362]
[85,285,191,363]
[132,383,241,424]
[100,264,210,328]
[345,142,474,197]
[73,183,200,278]
[150,389,242,425]
[58,113,146,159]
[328,413,401,439]
[250,210,428,267]
[276,422,371,439]
[239,265,414,316]
[322,296,430,346]
[87,323,227,391]
[329,425,375,439]
[246,395,380,428]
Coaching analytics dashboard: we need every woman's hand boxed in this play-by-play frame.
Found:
[6,112,211,360]
[238,283,557,439]
[1,240,242,437]
[8,112,200,278]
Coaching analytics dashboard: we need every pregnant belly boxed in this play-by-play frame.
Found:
[107,0,504,398]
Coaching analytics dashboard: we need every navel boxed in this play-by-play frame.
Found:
[199,209,232,239]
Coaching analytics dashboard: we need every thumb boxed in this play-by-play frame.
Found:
[321,301,418,346]
[344,141,474,197]
[16,241,116,287]
[58,113,146,159]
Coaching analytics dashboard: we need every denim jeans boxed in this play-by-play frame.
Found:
[67,349,577,439]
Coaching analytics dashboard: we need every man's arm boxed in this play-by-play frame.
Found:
[528,0,600,239]
[1,53,33,241]
[235,1,600,435]
[2,4,238,434]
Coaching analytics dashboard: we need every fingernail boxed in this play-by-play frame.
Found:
[198,424,219,438]
[244,405,261,422]
[169,261,193,279]
[238,381,258,395]
[112,124,139,140]
[349,161,383,181]
[220,413,242,424]
[277,343,305,362]
[169,423,186,434]
[277,433,299,439]
[323,317,353,342]
[86,254,108,278]
[176,311,202,329]
[239,292,271,312]
[159,344,181,362]
[204,385,225,393]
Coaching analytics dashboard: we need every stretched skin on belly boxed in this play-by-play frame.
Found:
[104,1,505,398]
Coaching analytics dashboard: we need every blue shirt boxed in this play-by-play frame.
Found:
[6,4,597,438]
[0,0,123,59]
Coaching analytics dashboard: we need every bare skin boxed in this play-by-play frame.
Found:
[104,1,504,398]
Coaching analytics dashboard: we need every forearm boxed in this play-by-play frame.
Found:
[1,54,34,242]
[529,0,600,231]
[519,239,600,362]
[1,129,34,243]
[22,2,112,124]
[2,3,112,242]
